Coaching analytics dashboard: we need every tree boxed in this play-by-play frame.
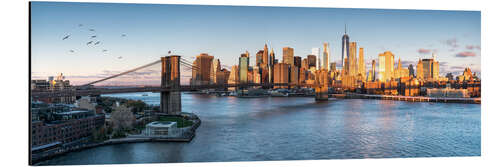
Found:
[110,103,135,132]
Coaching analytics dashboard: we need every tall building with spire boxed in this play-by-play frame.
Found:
[269,48,275,83]
[323,42,330,71]
[341,24,350,68]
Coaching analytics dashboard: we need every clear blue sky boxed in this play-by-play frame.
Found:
[30,1,480,85]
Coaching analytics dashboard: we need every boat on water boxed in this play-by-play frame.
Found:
[142,94,148,96]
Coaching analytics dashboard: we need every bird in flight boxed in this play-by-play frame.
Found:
[69,50,75,53]
[118,56,122,59]
[168,51,172,54]
[78,24,83,27]
[89,29,95,31]
[86,41,93,45]
[90,35,97,38]
[121,34,126,37]
[102,49,107,52]
[62,35,70,40]
[94,41,100,45]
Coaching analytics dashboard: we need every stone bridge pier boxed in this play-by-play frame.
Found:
[161,56,181,115]
[314,69,329,101]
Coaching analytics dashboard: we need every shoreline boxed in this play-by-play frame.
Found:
[334,93,480,104]
[33,117,201,165]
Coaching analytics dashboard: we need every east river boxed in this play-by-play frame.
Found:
[40,92,481,165]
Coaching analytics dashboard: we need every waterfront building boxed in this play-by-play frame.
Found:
[426,88,470,98]
[143,121,180,137]
[323,42,330,71]
[191,53,214,85]
[283,47,294,65]
[273,63,290,89]
[31,106,105,150]
[378,51,395,82]
[342,24,350,68]
[239,51,250,84]
[253,66,261,84]
[228,65,239,91]
[216,68,231,85]
[358,47,366,80]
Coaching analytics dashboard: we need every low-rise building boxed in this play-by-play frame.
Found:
[143,121,180,137]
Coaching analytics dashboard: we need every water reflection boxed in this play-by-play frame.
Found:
[41,94,481,165]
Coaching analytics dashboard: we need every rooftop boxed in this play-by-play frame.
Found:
[147,121,177,128]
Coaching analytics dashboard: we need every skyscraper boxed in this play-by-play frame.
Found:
[417,59,424,79]
[311,48,320,68]
[377,51,395,82]
[323,42,330,71]
[269,49,275,83]
[239,51,250,84]
[307,55,316,69]
[210,58,221,84]
[273,63,290,89]
[348,42,357,76]
[263,44,269,67]
[256,50,264,67]
[341,24,350,68]
[283,47,294,65]
[370,59,376,82]
[191,53,214,85]
[294,56,301,68]
[421,53,439,81]
[358,47,365,79]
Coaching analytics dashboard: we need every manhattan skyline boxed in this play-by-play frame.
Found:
[31,2,480,85]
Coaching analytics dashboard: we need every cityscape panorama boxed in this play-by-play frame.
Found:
[30,2,481,165]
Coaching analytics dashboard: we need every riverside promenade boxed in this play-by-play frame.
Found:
[333,93,481,104]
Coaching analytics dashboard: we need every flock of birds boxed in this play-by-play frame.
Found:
[62,24,126,59]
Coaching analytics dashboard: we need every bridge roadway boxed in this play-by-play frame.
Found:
[30,82,481,98]
[30,83,294,98]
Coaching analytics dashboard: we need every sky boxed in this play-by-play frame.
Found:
[30,1,481,85]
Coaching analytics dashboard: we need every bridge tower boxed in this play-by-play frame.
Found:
[161,55,182,115]
[315,69,329,101]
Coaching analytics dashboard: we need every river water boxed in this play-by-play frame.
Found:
[40,92,481,165]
